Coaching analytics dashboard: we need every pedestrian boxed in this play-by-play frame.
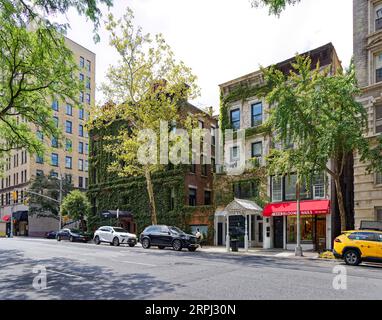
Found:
[195,228,203,248]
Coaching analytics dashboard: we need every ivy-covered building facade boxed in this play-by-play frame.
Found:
[214,43,354,251]
[88,102,217,241]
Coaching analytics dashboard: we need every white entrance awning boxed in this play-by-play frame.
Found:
[223,198,263,252]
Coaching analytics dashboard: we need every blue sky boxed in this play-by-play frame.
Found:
[60,0,353,113]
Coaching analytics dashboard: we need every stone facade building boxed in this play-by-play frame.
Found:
[353,0,382,227]
[0,38,95,237]
[214,43,349,251]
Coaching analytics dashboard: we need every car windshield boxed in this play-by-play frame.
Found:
[70,229,81,234]
[113,228,127,233]
[170,227,185,234]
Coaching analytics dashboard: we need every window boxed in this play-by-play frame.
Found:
[80,91,84,103]
[65,174,72,184]
[79,108,84,120]
[85,178,88,189]
[86,60,91,72]
[66,104,73,116]
[251,102,263,127]
[271,176,282,202]
[51,153,59,167]
[233,181,258,199]
[375,53,382,83]
[52,100,59,111]
[65,120,72,134]
[53,116,59,128]
[79,124,84,137]
[376,105,382,133]
[230,146,239,162]
[36,170,44,176]
[85,143,89,155]
[84,160,88,172]
[198,120,204,129]
[201,155,208,176]
[65,139,72,152]
[50,172,58,178]
[376,5,382,31]
[86,77,91,90]
[211,126,216,146]
[65,156,72,169]
[37,131,43,141]
[189,188,197,206]
[251,142,262,158]
[79,56,84,68]
[79,73,84,82]
[36,155,44,164]
[348,232,377,241]
[86,93,91,104]
[313,173,325,198]
[284,175,309,201]
[79,176,84,189]
[78,159,84,171]
[79,142,84,154]
[51,137,58,148]
[204,190,212,205]
[230,109,240,130]
[287,216,314,243]
[376,208,382,222]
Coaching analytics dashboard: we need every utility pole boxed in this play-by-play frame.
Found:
[10,191,17,238]
[295,180,303,257]
[58,175,63,231]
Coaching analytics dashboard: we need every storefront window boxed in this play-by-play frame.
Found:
[287,216,314,243]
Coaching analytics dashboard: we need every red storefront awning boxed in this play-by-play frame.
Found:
[263,200,330,217]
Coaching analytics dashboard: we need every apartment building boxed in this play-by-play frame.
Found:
[353,0,382,227]
[215,43,347,251]
[0,38,95,237]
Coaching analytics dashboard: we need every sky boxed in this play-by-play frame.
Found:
[58,0,353,113]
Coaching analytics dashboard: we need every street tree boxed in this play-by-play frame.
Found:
[61,189,91,232]
[28,172,73,219]
[262,55,382,232]
[250,0,301,15]
[89,8,199,225]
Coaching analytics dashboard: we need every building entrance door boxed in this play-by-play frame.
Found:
[217,222,223,246]
[274,217,284,249]
[315,217,326,251]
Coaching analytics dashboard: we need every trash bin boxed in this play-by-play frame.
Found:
[231,239,239,252]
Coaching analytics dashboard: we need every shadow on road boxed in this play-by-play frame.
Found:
[0,249,180,300]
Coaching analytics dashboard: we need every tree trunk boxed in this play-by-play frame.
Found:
[333,175,347,232]
[145,168,158,225]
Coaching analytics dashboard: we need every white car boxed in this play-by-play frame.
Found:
[93,226,137,247]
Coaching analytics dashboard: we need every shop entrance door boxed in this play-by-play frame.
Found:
[274,217,284,249]
[315,217,326,251]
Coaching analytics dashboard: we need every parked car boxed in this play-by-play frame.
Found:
[45,230,58,239]
[333,230,382,266]
[93,226,137,247]
[56,228,90,243]
[140,225,199,252]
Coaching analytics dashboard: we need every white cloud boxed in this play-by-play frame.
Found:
[61,0,353,113]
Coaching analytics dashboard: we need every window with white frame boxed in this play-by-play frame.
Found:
[313,173,326,199]
[272,176,282,202]
[230,146,239,162]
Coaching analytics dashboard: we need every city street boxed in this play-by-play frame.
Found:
[0,237,382,300]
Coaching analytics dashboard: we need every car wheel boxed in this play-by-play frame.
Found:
[172,239,182,251]
[142,238,151,249]
[69,236,74,242]
[188,247,197,252]
[57,236,61,242]
[128,243,136,248]
[158,246,165,250]
[94,236,101,245]
[113,237,120,246]
[344,249,361,266]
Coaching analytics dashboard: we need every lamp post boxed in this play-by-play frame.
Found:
[58,175,63,231]
[295,181,303,257]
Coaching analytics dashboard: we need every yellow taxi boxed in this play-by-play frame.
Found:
[333,230,382,266]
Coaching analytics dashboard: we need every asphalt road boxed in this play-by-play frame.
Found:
[0,237,381,300]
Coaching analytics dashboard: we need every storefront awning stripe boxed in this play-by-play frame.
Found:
[263,200,330,217]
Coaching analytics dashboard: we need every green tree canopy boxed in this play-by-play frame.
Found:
[262,55,382,232]
[89,8,199,225]
[28,172,73,218]
[250,0,301,15]
[61,189,91,227]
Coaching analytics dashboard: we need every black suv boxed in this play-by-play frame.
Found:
[140,225,199,252]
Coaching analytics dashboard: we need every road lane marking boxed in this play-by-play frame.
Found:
[119,260,157,267]
[48,269,85,279]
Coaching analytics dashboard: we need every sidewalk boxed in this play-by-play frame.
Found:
[198,246,324,260]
